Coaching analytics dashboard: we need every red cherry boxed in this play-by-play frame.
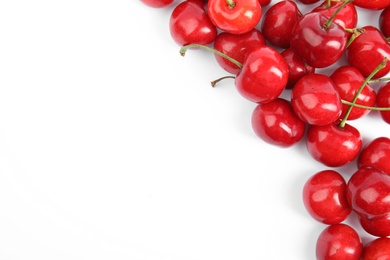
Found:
[302,170,351,224]
[330,65,376,121]
[347,166,390,220]
[140,0,174,8]
[169,0,217,46]
[260,0,302,49]
[346,26,390,79]
[359,214,390,237]
[290,12,348,68]
[291,73,342,126]
[316,223,363,260]
[235,45,288,104]
[251,98,306,147]
[380,6,390,38]
[363,238,390,260]
[298,0,321,4]
[207,0,262,35]
[353,0,390,10]
[213,29,266,75]
[358,137,390,174]
[377,82,390,124]
[306,122,362,167]
[257,0,271,7]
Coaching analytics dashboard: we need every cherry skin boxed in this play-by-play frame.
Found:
[281,48,315,90]
[346,26,390,79]
[358,137,390,174]
[291,73,342,126]
[347,166,390,220]
[306,122,362,167]
[260,0,302,49]
[302,170,351,224]
[377,82,390,124]
[330,65,376,121]
[353,0,390,10]
[169,0,217,46]
[257,0,271,6]
[251,98,306,147]
[235,45,289,104]
[379,6,390,38]
[213,28,266,75]
[316,223,363,260]
[362,238,390,260]
[298,0,321,4]
[290,12,348,68]
[140,0,174,8]
[359,214,390,237]
[207,0,262,35]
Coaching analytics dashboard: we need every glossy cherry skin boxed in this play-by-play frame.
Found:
[251,98,306,147]
[207,0,262,35]
[298,0,320,4]
[353,0,390,10]
[258,0,271,6]
[363,238,390,260]
[346,26,390,79]
[213,29,266,75]
[303,170,351,224]
[260,0,301,49]
[235,46,288,104]
[316,224,363,260]
[306,122,362,167]
[359,214,390,237]
[140,0,174,8]
[312,0,358,30]
[347,166,390,220]
[291,73,342,126]
[358,137,390,174]
[281,48,315,90]
[169,0,217,46]
[330,66,376,121]
[290,12,348,68]
[380,6,390,37]
[377,82,390,124]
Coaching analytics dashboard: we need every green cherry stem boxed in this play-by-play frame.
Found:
[369,77,390,83]
[180,43,243,69]
[211,75,235,87]
[341,100,390,111]
[323,0,353,30]
[226,0,236,8]
[339,57,388,129]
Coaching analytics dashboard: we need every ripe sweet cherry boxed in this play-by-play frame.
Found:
[362,237,390,260]
[358,137,390,174]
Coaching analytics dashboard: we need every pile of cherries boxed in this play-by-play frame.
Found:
[140,0,390,258]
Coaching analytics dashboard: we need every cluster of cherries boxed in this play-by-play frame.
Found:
[140,0,390,258]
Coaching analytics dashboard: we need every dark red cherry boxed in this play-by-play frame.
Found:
[346,26,390,79]
[358,137,390,174]
[359,214,390,237]
[377,82,390,124]
[353,0,390,10]
[306,122,362,167]
[290,12,348,68]
[235,45,288,104]
[169,0,217,46]
[140,0,174,8]
[298,0,321,4]
[213,29,266,75]
[251,98,306,147]
[258,0,271,6]
[380,6,390,38]
[363,238,390,260]
[260,0,302,49]
[330,65,376,121]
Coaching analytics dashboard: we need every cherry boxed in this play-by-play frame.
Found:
[330,65,376,121]
[379,6,390,38]
[251,98,306,147]
[257,0,271,7]
[297,0,321,4]
[290,12,348,68]
[359,214,390,237]
[302,170,351,224]
[213,28,266,75]
[281,48,315,90]
[140,0,174,8]
[169,0,217,46]
[260,0,302,49]
[316,223,363,260]
[235,45,289,104]
[347,166,390,220]
[306,121,362,167]
[353,0,390,10]
[362,238,390,260]
[358,137,390,174]
[346,26,390,79]
[207,0,262,35]
[377,82,390,124]
[291,73,342,126]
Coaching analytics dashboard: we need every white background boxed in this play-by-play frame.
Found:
[0,0,388,259]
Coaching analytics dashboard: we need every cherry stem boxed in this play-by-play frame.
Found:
[341,100,390,111]
[326,0,331,8]
[180,43,243,69]
[369,77,390,83]
[339,57,387,129]
[323,0,353,30]
[226,0,235,8]
[346,28,364,48]
[211,75,235,87]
